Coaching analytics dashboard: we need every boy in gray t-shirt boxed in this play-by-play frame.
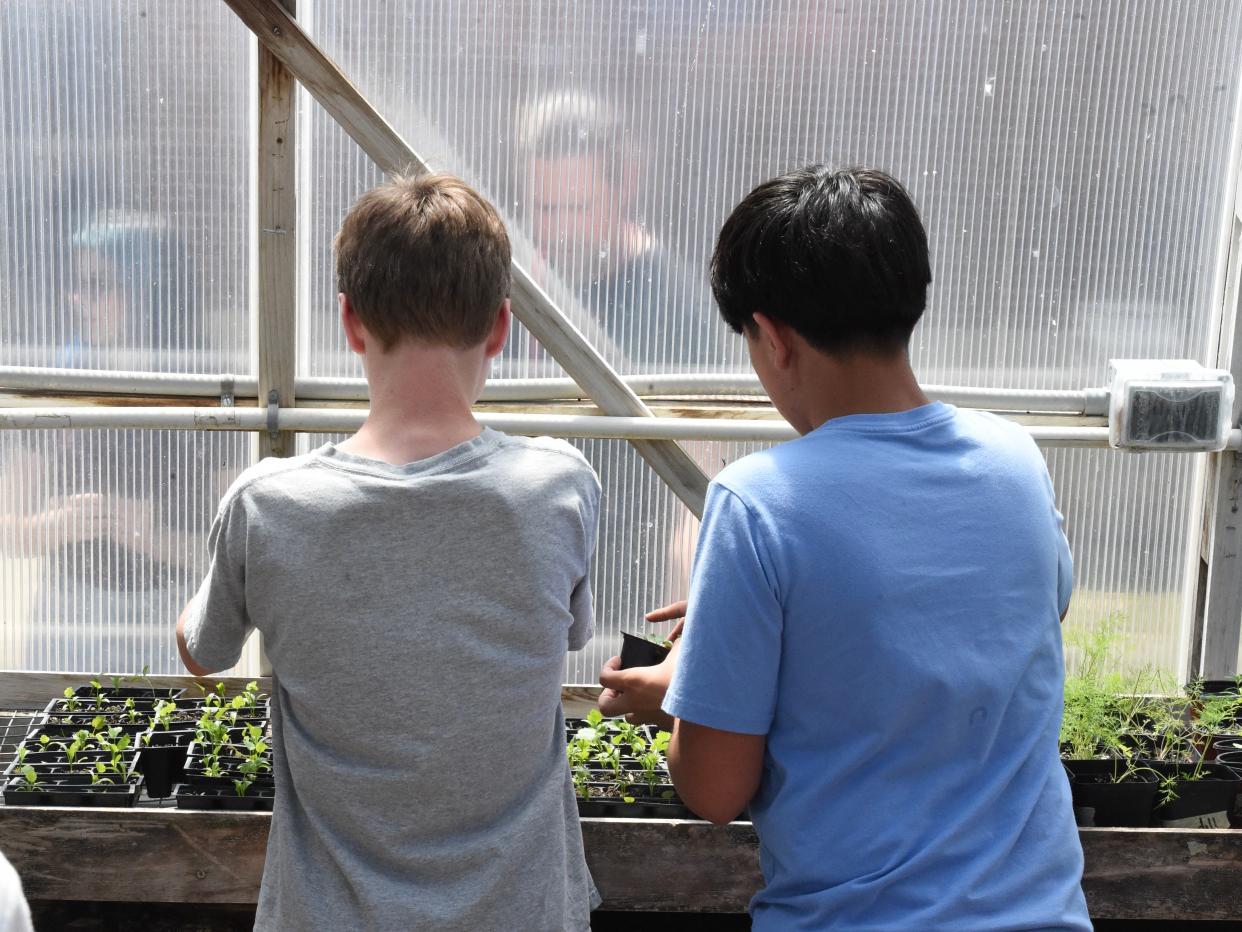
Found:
[177,174,601,931]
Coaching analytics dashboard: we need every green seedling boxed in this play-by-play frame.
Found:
[62,687,80,713]
[89,678,105,709]
[152,699,178,731]
[18,765,41,790]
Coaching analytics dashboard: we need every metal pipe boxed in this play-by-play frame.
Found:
[0,365,1107,413]
[4,404,1226,449]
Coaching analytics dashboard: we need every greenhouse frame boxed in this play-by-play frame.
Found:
[1,0,1242,926]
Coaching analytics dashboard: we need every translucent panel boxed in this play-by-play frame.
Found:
[1051,449,1199,678]
[301,0,1241,385]
[0,430,256,675]
[0,1,252,373]
[292,2,1233,678]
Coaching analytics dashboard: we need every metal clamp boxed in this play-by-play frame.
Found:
[267,389,281,444]
[220,375,235,408]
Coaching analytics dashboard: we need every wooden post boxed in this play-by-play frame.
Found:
[255,0,297,462]
[253,0,297,675]
[220,0,710,518]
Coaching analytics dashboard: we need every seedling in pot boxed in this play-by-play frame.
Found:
[619,631,672,670]
[18,765,41,791]
[61,688,80,713]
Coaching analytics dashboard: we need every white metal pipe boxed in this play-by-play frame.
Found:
[0,365,1106,413]
[4,404,1230,449]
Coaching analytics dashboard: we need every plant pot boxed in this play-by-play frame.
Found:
[138,729,197,799]
[619,631,672,670]
[174,783,275,812]
[1209,736,1242,761]
[1148,761,1241,828]
[1064,759,1159,827]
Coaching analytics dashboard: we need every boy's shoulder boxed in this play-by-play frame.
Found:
[215,449,326,515]
[492,433,600,488]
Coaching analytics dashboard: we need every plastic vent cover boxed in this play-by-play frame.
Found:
[1108,360,1234,452]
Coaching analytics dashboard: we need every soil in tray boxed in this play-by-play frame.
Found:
[174,783,274,812]
[39,714,153,734]
[68,685,185,701]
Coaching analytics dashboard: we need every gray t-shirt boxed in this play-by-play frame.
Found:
[184,428,601,931]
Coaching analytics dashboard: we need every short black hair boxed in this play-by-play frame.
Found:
[710,165,931,355]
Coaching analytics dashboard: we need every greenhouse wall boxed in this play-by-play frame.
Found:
[2,1,1241,680]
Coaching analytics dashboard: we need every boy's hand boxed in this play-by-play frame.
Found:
[646,599,687,641]
[598,645,679,731]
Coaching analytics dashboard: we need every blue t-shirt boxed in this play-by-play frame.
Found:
[663,402,1091,932]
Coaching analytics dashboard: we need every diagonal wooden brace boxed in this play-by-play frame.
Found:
[222,0,710,516]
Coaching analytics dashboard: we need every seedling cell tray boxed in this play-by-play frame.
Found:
[174,783,275,812]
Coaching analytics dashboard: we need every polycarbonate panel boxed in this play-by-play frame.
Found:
[0,1,252,373]
[301,1,1241,386]
[293,1,1240,678]
[1050,449,1200,676]
[0,430,256,675]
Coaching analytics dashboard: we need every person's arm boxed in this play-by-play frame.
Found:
[668,720,765,825]
[177,492,255,676]
[603,483,782,823]
[176,602,213,677]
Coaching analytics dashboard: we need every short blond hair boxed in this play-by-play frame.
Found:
[333,173,511,349]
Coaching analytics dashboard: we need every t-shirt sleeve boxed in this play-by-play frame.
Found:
[1054,501,1073,618]
[182,493,254,672]
[663,483,782,735]
[1042,467,1074,617]
[567,469,602,652]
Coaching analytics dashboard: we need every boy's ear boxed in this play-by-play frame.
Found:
[752,312,793,369]
[483,299,511,359]
[340,294,367,355]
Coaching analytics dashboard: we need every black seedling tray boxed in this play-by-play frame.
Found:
[174,783,275,812]
[3,773,141,808]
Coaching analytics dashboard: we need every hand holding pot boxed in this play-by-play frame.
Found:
[597,646,679,731]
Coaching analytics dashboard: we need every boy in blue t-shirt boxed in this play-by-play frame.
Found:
[599,165,1091,931]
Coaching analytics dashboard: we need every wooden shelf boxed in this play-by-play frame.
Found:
[0,805,1239,918]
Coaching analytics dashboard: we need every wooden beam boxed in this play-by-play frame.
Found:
[220,0,710,518]
[255,0,297,461]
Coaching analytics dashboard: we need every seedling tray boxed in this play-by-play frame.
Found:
[3,773,141,808]
[68,686,185,701]
[174,782,274,812]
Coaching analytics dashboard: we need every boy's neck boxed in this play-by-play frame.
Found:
[339,343,486,466]
[796,351,930,433]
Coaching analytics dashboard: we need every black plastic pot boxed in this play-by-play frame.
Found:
[138,729,197,799]
[619,632,671,670]
[174,783,275,812]
[1148,761,1241,828]
[1064,759,1159,827]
